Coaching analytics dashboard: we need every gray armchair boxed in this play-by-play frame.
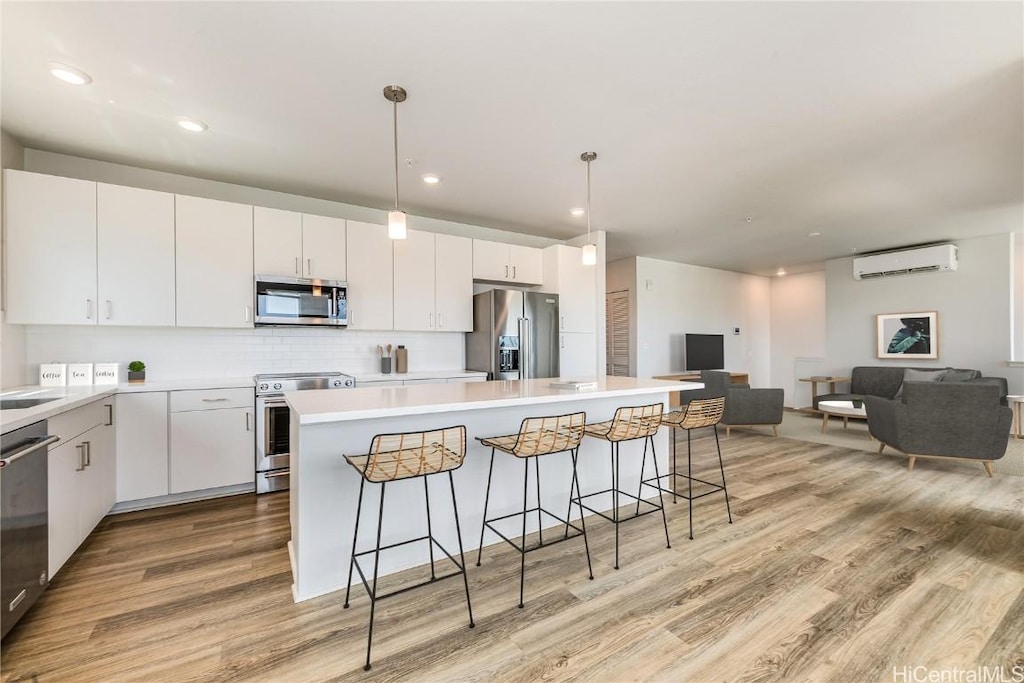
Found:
[679,370,784,436]
[864,381,1012,476]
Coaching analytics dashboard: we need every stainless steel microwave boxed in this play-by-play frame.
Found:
[254,275,348,327]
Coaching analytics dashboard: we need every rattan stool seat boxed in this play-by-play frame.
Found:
[344,427,465,483]
[478,413,585,457]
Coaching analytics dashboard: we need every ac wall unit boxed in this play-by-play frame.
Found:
[852,244,958,280]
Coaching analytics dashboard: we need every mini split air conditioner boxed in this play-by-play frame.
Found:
[852,244,958,280]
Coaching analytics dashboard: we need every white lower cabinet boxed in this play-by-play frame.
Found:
[47,399,115,578]
[169,389,254,494]
[116,392,169,502]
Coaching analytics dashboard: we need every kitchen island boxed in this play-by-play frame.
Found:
[285,376,698,602]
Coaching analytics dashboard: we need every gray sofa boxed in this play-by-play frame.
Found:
[678,370,784,436]
[814,366,1008,408]
[864,381,1012,475]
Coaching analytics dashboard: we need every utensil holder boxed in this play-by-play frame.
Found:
[380,357,392,374]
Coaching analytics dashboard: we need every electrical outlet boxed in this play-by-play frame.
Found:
[733,327,740,335]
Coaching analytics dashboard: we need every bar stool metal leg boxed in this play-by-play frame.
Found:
[535,457,543,547]
[649,436,671,548]
[614,442,621,570]
[364,481,387,671]
[570,447,595,580]
[687,428,694,540]
[519,458,530,608]
[343,477,366,609]
[671,433,678,504]
[476,448,496,567]
[714,425,732,524]
[635,437,648,516]
[424,477,436,580]
[447,471,475,628]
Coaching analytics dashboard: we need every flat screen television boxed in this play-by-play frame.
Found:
[684,333,724,371]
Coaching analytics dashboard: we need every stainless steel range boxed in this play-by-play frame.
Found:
[254,371,355,494]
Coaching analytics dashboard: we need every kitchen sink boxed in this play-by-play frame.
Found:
[0,398,61,410]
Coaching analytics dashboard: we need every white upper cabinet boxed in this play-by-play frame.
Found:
[393,229,436,331]
[393,231,473,332]
[253,209,347,281]
[301,214,346,281]
[4,170,97,325]
[253,206,303,277]
[434,233,473,331]
[175,195,254,328]
[346,220,393,330]
[97,183,176,326]
[472,239,543,285]
[544,244,597,333]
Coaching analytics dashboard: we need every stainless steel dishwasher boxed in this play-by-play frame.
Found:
[1,420,58,640]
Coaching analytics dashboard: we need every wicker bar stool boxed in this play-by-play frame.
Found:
[342,425,474,671]
[578,402,670,569]
[646,396,731,540]
[476,411,593,608]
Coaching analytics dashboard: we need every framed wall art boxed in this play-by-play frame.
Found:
[876,311,938,359]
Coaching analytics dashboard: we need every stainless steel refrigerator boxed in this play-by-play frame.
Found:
[466,290,560,380]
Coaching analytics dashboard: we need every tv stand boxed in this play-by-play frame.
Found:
[653,372,749,408]
[653,372,748,384]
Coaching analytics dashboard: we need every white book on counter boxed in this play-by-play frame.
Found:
[549,379,598,390]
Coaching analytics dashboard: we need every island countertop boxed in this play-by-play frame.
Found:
[285,376,699,424]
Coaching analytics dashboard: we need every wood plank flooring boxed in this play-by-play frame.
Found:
[2,431,1022,682]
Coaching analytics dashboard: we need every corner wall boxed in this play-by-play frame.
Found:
[825,233,1021,394]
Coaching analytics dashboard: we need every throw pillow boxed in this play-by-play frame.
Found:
[942,368,980,382]
[893,368,948,398]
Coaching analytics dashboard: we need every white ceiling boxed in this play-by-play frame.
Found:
[2,1,1021,276]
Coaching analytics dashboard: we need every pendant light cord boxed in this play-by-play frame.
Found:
[393,100,400,211]
[586,157,592,242]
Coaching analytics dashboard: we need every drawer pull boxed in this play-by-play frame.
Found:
[201,398,230,402]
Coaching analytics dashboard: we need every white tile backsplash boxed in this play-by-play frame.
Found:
[23,326,466,382]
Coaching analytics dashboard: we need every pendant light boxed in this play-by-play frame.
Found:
[383,85,408,239]
[580,151,598,265]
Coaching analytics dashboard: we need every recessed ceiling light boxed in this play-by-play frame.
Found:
[570,208,585,217]
[808,231,821,237]
[421,173,441,185]
[49,63,91,85]
[177,118,208,133]
[776,269,787,277]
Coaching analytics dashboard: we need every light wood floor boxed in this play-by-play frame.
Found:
[3,431,1022,682]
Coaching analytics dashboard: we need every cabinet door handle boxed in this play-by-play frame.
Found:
[244,306,252,323]
[561,315,565,329]
[512,265,517,279]
[561,335,565,349]
[307,258,313,276]
[202,397,230,403]
[76,444,87,471]
[295,257,300,275]
[429,313,434,329]
[105,403,113,426]
[83,440,91,467]
[438,313,444,329]
[105,300,112,320]
[504,265,509,278]
[86,299,94,320]
[245,411,252,431]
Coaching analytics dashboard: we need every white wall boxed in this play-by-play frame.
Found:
[0,130,27,388]
[633,257,772,386]
[1013,230,1023,361]
[825,233,1022,395]
[769,271,826,408]
[24,326,464,383]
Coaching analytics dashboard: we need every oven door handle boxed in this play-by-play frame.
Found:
[263,471,290,479]
[260,398,289,408]
[0,435,59,468]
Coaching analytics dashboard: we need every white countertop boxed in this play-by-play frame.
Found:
[1,377,255,433]
[352,370,488,383]
[286,376,699,424]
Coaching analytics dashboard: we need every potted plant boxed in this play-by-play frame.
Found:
[127,360,146,383]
